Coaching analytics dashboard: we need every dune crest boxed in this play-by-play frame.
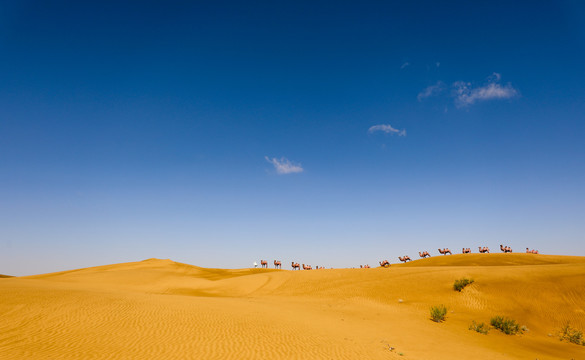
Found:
[394,253,585,267]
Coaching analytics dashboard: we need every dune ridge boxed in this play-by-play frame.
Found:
[1,254,584,359]
[394,253,585,267]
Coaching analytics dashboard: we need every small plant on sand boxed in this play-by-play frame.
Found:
[469,321,489,335]
[559,323,585,345]
[430,305,448,322]
[453,277,474,292]
[490,316,524,335]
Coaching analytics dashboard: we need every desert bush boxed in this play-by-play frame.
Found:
[453,278,474,292]
[490,316,523,335]
[469,321,489,334]
[559,323,585,345]
[430,305,448,322]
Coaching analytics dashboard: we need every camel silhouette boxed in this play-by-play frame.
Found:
[500,244,512,253]
[418,251,431,258]
[438,248,452,255]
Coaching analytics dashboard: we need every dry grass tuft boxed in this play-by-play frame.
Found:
[453,277,474,292]
[559,323,585,346]
[490,316,524,335]
[430,305,448,323]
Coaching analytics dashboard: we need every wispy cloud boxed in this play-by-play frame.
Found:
[417,81,444,101]
[417,73,519,108]
[265,156,304,174]
[400,62,410,69]
[453,73,519,107]
[368,124,406,137]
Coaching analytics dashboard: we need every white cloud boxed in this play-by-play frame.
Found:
[454,73,519,107]
[417,81,444,101]
[368,124,406,136]
[400,62,410,69]
[265,156,303,174]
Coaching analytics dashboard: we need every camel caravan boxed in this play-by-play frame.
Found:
[259,244,540,270]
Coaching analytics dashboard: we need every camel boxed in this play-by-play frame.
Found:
[418,251,431,258]
[398,256,412,263]
[302,264,312,270]
[478,246,490,253]
[274,260,281,269]
[438,248,452,255]
[462,248,471,254]
[260,260,268,268]
[500,244,512,253]
[379,260,390,267]
[291,262,300,270]
[526,248,539,254]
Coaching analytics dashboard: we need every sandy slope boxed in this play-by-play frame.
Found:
[1,254,584,359]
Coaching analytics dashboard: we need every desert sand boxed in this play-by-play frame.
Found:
[1,253,584,359]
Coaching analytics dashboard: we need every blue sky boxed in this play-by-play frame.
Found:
[1,1,584,275]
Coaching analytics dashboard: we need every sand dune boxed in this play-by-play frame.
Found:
[1,254,584,359]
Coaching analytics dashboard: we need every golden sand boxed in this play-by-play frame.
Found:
[1,254,584,359]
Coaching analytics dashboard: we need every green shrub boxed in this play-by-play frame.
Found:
[490,316,523,335]
[559,323,585,345]
[453,278,475,292]
[430,305,448,322]
[469,321,489,334]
